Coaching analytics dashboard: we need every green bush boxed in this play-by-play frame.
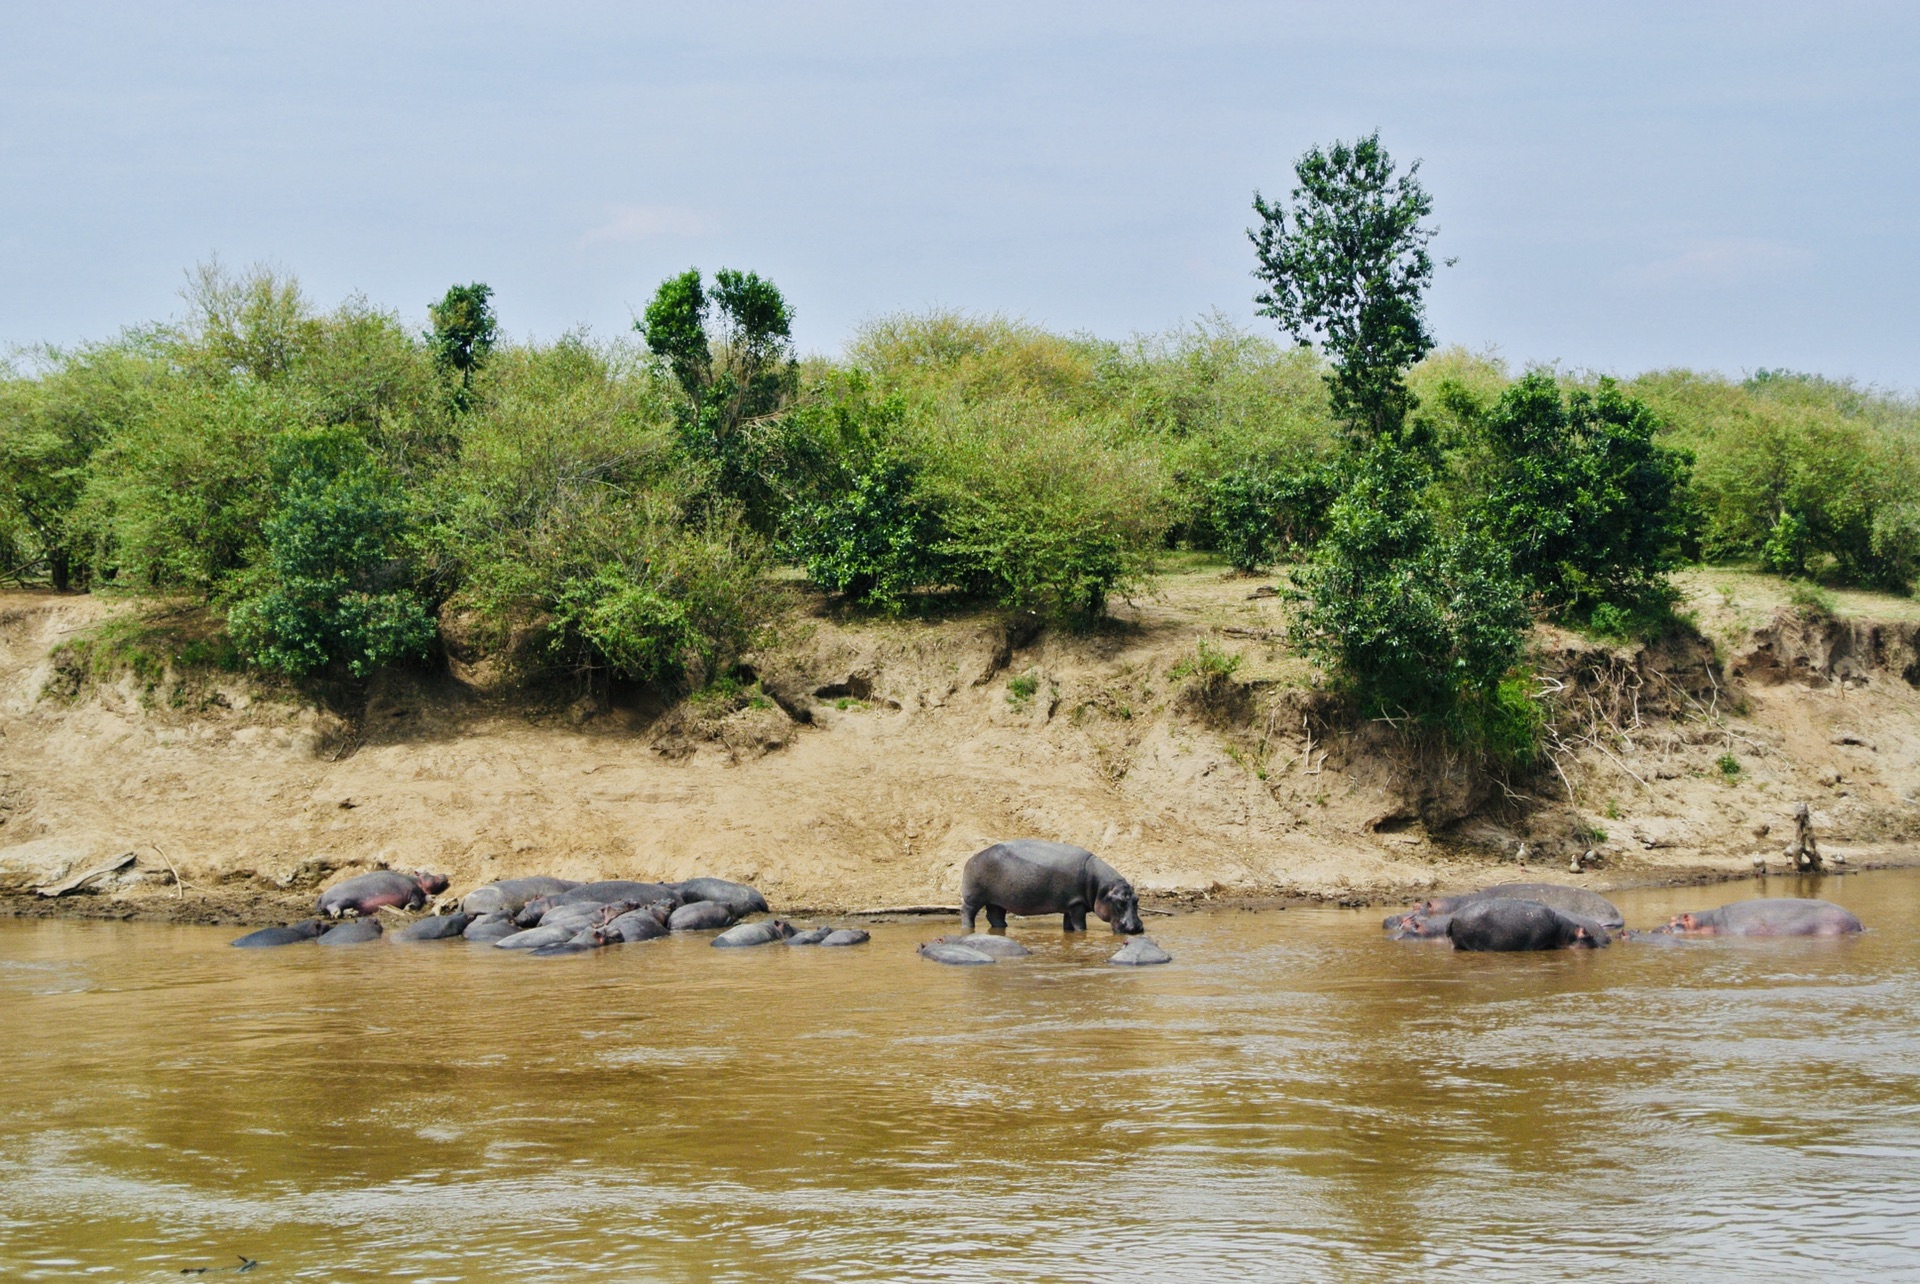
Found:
[227,429,434,678]
[1203,461,1339,571]
[1474,372,1693,616]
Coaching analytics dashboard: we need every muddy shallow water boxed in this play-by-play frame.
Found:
[3,869,1918,1280]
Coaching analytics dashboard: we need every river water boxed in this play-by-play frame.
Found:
[2,869,1917,1280]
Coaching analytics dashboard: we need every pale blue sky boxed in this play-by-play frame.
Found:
[4,2,1916,387]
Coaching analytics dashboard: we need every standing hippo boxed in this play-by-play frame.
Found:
[232,918,330,948]
[1665,898,1863,937]
[960,840,1144,934]
[1447,898,1610,952]
[460,876,581,917]
[317,870,450,918]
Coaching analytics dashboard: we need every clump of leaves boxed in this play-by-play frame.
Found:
[1716,752,1742,783]
[1006,672,1040,706]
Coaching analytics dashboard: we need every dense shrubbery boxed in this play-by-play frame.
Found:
[0,235,1911,720]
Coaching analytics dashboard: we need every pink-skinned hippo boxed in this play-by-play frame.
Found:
[1664,898,1862,937]
[316,870,449,918]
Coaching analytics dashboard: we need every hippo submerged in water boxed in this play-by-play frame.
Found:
[1386,882,1624,934]
[1446,898,1611,952]
[1663,897,1863,938]
[317,870,450,918]
[231,918,330,948]
[960,840,1144,934]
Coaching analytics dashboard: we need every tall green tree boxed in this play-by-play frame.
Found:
[427,283,498,409]
[1253,136,1531,754]
[636,267,797,524]
[1250,132,1442,442]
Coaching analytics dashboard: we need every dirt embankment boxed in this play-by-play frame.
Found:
[3,571,1918,925]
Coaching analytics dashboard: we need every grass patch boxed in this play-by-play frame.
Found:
[43,605,243,706]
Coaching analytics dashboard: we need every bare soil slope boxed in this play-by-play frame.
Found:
[3,567,1918,923]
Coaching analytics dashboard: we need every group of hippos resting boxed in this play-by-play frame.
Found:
[229,836,1864,963]
[229,839,1173,965]
[1382,881,1865,951]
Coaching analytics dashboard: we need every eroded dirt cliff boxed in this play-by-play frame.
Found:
[3,568,1918,923]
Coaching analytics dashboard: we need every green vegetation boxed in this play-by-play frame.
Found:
[0,175,1910,751]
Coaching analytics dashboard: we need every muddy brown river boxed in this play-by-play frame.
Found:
[3,869,1918,1280]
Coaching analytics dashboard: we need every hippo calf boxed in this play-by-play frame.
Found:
[712,920,796,948]
[920,941,995,965]
[960,840,1144,934]
[232,918,330,948]
[1665,898,1863,937]
[394,913,474,942]
[1387,912,1452,941]
[317,918,384,946]
[460,876,581,917]
[1109,937,1173,966]
[1447,898,1610,952]
[317,870,450,918]
[937,933,1031,958]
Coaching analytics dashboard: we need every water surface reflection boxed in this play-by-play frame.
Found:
[2,870,1917,1279]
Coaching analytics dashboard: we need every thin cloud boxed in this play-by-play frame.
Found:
[1628,238,1812,289]
[580,205,710,246]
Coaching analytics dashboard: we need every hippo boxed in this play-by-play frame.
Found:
[531,930,604,957]
[394,912,475,942]
[538,900,640,935]
[1109,937,1173,966]
[1446,898,1609,952]
[920,941,995,965]
[960,840,1145,934]
[316,918,384,946]
[495,925,574,951]
[1393,882,1624,931]
[596,909,671,944]
[463,912,519,942]
[937,933,1032,958]
[673,878,770,916]
[669,901,738,932]
[550,880,684,910]
[1664,898,1863,937]
[460,876,581,917]
[232,918,330,948]
[786,927,834,945]
[317,870,450,918]
[712,920,796,948]
[1387,912,1452,941]
[819,929,870,947]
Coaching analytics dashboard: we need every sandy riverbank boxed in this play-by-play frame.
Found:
[4,566,1918,926]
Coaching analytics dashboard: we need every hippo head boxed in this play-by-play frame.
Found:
[1669,912,1713,935]
[1096,881,1145,934]
[414,871,451,896]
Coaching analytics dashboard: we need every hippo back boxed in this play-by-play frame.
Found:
[461,877,581,917]
[961,841,1097,915]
